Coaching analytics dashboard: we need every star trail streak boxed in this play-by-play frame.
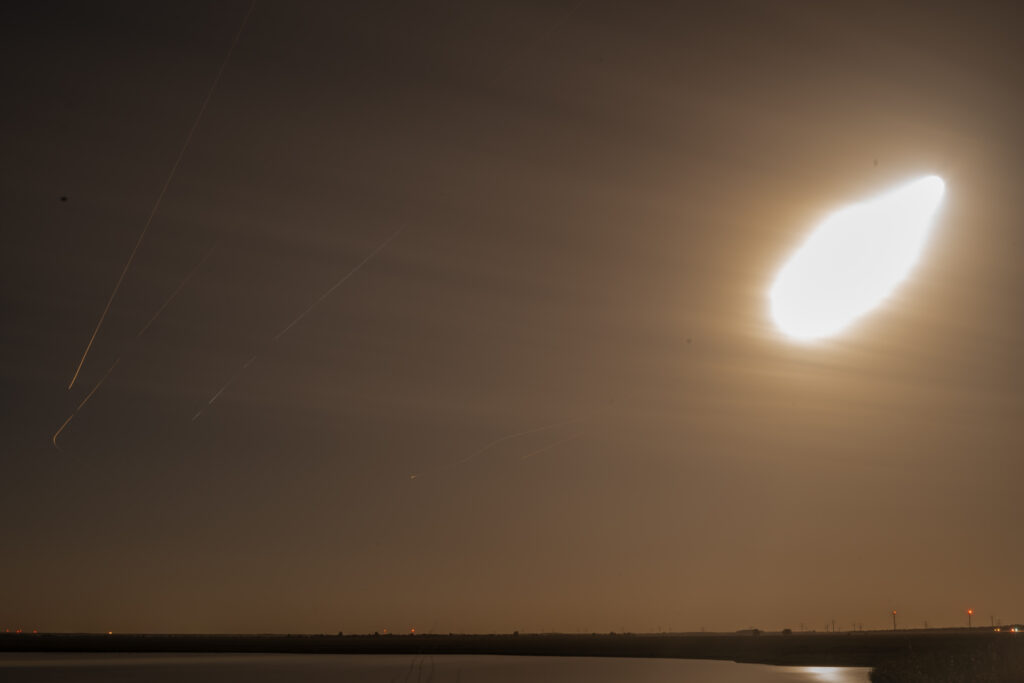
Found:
[192,228,403,420]
[66,2,253,390]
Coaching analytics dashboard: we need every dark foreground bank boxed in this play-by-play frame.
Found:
[3,630,1022,681]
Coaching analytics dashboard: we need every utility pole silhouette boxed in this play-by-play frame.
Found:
[892,610,897,631]
[967,609,974,629]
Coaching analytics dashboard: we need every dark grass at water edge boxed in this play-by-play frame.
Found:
[3,629,1024,675]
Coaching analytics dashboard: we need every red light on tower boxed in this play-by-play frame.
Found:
[967,609,974,628]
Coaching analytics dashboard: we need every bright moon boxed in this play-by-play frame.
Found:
[769,175,946,341]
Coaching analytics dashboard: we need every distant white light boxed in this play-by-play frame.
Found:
[770,175,945,340]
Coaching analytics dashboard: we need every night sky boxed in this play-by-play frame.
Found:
[2,1,1022,635]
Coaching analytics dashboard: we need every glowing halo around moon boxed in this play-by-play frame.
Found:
[769,175,946,341]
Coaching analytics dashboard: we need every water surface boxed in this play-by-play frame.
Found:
[0,653,871,682]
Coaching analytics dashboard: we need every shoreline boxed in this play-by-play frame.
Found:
[2,630,1021,670]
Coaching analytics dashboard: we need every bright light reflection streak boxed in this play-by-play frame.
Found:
[769,175,945,341]
[802,667,850,682]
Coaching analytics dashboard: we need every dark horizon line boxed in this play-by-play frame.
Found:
[4,629,1023,672]
[4,625,1020,637]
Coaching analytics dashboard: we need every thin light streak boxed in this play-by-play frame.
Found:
[51,415,74,451]
[51,239,218,440]
[456,417,585,465]
[67,1,255,389]
[136,241,220,338]
[520,432,584,460]
[192,354,257,421]
[52,358,121,450]
[272,227,403,342]
[188,1,581,424]
[76,358,120,410]
[194,228,402,420]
